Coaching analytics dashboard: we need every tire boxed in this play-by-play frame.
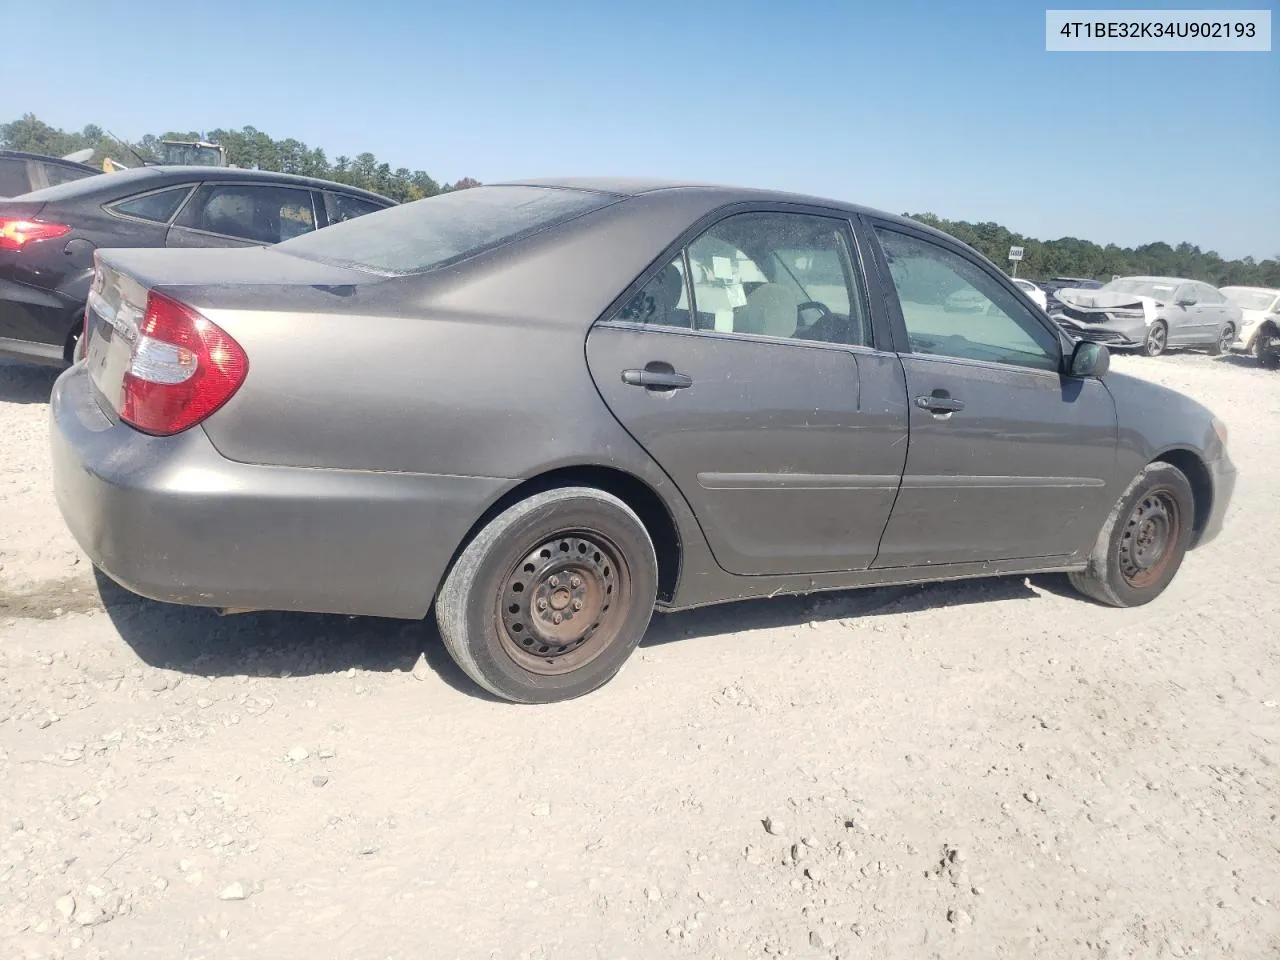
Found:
[1257,324,1280,371]
[435,487,658,703]
[1207,323,1234,357]
[1068,462,1195,608]
[1142,321,1168,357]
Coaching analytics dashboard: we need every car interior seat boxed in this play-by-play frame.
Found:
[737,282,801,338]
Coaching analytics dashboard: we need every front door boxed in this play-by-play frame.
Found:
[586,210,909,577]
[865,221,1118,567]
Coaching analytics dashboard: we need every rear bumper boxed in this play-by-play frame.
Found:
[50,364,512,619]
[1194,454,1236,549]
[0,278,79,365]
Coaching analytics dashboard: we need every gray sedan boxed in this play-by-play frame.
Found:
[1052,276,1243,357]
[49,180,1236,702]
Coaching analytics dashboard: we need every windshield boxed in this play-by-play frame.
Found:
[161,144,222,166]
[1101,278,1180,301]
[275,185,617,275]
[1221,288,1279,311]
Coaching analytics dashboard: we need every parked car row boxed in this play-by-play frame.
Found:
[1009,272,1279,369]
[43,178,1236,702]
[1,164,393,365]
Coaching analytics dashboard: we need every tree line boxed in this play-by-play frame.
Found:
[4,114,1276,289]
[906,212,1279,289]
[0,114,478,202]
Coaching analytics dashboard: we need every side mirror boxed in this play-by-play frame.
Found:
[1069,340,1110,379]
[1176,297,1197,307]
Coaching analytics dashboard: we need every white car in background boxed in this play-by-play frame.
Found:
[1220,286,1280,354]
[1011,277,1048,311]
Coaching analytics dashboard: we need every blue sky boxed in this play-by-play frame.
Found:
[3,0,1276,259]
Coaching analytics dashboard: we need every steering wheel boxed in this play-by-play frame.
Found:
[796,300,834,328]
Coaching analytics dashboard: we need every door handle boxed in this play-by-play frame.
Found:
[915,394,965,414]
[622,368,693,389]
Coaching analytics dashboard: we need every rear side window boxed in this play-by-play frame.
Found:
[324,191,386,225]
[109,186,193,223]
[42,162,96,188]
[0,158,30,197]
[276,185,615,275]
[176,183,316,244]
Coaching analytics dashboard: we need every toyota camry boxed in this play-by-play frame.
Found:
[50,179,1236,702]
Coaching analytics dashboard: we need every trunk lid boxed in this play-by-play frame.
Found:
[82,246,375,418]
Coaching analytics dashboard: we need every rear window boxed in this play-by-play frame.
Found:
[275,185,616,275]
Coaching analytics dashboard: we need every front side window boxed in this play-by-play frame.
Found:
[177,183,317,244]
[109,186,192,224]
[874,227,1060,372]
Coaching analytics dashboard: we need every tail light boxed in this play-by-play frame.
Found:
[119,291,249,436]
[0,218,71,251]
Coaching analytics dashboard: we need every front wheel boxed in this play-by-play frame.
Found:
[1142,321,1168,357]
[435,487,658,703]
[1207,323,1234,356]
[1068,462,1195,608]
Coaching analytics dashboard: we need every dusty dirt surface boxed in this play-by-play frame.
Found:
[1,353,1277,960]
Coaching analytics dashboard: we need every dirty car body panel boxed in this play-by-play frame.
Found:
[49,179,1235,625]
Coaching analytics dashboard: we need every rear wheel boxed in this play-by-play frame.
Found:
[1257,323,1280,370]
[435,487,658,703]
[1068,462,1195,608]
[1207,323,1234,356]
[1142,321,1168,357]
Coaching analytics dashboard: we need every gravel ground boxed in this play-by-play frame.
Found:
[1,353,1278,960]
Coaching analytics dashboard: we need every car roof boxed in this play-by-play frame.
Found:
[1220,284,1280,293]
[1120,275,1191,284]
[501,176,957,246]
[15,164,394,205]
[0,149,100,173]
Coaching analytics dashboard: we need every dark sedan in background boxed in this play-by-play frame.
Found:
[1,166,393,366]
[50,179,1235,703]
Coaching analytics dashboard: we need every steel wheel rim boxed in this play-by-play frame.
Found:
[1147,325,1166,355]
[1117,488,1181,589]
[1219,326,1234,352]
[496,531,631,676]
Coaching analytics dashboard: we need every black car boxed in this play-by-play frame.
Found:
[0,150,101,198]
[0,166,394,366]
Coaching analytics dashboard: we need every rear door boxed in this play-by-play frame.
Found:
[1167,282,1208,344]
[166,181,319,248]
[586,207,909,576]
[1194,283,1231,344]
[864,219,1118,567]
